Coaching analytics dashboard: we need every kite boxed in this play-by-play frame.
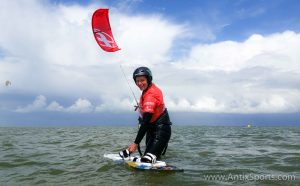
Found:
[92,9,120,52]
[5,80,11,87]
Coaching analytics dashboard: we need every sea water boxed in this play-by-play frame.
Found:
[0,126,299,186]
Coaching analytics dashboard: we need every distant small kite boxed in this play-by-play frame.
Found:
[5,80,11,87]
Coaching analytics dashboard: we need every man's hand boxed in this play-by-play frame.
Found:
[128,143,138,153]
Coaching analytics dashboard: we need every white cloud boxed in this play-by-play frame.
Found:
[166,30,300,113]
[66,98,93,113]
[16,95,47,113]
[47,101,65,112]
[16,95,95,113]
[1,0,300,115]
[175,31,300,72]
[115,14,185,66]
[95,98,136,112]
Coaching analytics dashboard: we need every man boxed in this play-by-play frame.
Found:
[120,67,172,163]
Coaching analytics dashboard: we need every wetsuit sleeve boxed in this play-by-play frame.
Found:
[134,112,153,144]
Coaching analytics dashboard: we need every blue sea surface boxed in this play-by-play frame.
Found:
[0,126,299,186]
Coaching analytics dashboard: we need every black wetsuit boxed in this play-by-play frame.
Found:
[134,109,172,158]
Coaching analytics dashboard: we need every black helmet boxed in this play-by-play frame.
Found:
[133,67,152,84]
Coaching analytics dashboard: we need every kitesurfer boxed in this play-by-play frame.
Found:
[119,67,172,163]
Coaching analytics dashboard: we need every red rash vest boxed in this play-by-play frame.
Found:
[139,83,165,123]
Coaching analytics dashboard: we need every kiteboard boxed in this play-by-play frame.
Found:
[104,154,183,171]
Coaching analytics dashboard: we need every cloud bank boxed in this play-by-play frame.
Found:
[0,0,300,117]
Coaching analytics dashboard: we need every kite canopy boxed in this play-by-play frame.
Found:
[5,80,11,86]
[92,9,120,52]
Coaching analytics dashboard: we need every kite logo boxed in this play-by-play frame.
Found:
[94,29,117,48]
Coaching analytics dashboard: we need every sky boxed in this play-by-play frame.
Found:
[1,0,300,126]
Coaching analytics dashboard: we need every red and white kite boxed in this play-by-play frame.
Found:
[92,9,120,52]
